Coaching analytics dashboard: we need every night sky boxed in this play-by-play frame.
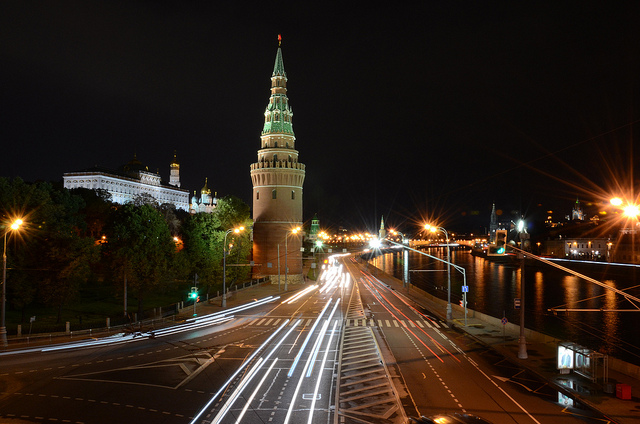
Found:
[2,2,640,234]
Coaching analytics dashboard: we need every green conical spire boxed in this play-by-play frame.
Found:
[273,47,287,78]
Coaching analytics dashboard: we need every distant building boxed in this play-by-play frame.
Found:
[570,198,585,221]
[308,213,320,241]
[63,153,189,210]
[489,203,497,243]
[190,178,218,214]
[379,215,386,240]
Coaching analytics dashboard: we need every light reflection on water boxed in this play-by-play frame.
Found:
[369,248,640,365]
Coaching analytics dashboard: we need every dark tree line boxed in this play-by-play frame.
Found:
[0,177,252,323]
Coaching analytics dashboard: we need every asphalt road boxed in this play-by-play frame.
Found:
[343,256,614,424]
[0,255,615,424]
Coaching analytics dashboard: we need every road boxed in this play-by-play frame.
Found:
[0,255,613,424]
[342,256,613,424]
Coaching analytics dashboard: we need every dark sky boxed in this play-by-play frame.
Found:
[2,2,640,234]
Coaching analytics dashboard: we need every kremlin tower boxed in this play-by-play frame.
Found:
[250,36,306,281]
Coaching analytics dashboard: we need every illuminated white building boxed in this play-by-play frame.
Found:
[63,153,189,210]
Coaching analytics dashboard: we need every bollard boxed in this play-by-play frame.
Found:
[66,321,70,335]
[17,324,22,337]
[106,317,110,329]
[134,313,138,322]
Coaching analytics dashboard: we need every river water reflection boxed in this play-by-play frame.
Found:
[369,248,640,366]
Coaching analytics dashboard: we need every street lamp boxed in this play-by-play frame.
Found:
[2,218,24,346]
[284,226,301,291]
[517,219,529,360]
[425,224,452,322]
[390,230,410,287]
[222,226,245,308]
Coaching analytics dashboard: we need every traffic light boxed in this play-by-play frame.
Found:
[189,287,198,300]
[495,230,507,254]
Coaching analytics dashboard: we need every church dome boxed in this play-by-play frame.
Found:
[120,153,149,174]
[201,177,211,195]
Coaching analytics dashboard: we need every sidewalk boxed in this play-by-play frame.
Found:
[364,262,640,424]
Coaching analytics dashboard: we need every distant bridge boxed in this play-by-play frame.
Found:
[408,239,474,249]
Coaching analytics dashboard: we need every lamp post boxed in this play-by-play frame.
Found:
[284,227,301,291]
[517,219,528,360]
[426,224,452,322]
[222,226,244,308]
[2,218,23,346]
[390,230,410,287]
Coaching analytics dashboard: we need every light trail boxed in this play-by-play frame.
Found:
[288,299,333,377]
[189,319,291,424]
[234,358,279,423]
[358,274,446,362]
[211,357,265,424]
[360,272,459,361]
[202,319,301,424]
[305,299,340,377]
[307,320,339,424]
[283,285,318,304]
[5,296,280,357]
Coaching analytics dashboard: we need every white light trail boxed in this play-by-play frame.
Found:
[234,358,279,423]
[189,319,290,424]
[307,320,339,424]
[305,299,340,377]
[288,299,332,377]
[283,285,318,304]
[211,357,265,424]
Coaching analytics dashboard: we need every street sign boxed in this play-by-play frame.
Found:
[501,317,508,325]
[461,285,469,293]
[514,298,521,309]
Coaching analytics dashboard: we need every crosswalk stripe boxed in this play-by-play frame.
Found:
[256,318,266,326]
[424,320,433,328]
[265,319,273,326]
[385,320,391,327]
[378,319,383,327]
[409,321,416,327]
[416,321,424,328]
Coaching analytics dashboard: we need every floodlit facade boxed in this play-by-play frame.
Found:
[63,153,189,210]
[251,39,305,279]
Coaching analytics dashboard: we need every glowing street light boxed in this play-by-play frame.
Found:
[425,224,452,322]
[222,226,245,308]
[284,226,301,291]
[2,217,24,346]
[623,204,640,219]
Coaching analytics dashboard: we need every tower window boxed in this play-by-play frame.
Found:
[272,189,277,199]
[256,191,259,200]
[274,141,278,147]
[291,190,295,200]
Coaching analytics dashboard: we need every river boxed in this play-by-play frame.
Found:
[368,247,640,366]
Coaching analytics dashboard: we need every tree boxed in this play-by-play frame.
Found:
[105,204,174,316]
[214,196,252,286]
[0,178,99,322]
[180,213,223,295]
